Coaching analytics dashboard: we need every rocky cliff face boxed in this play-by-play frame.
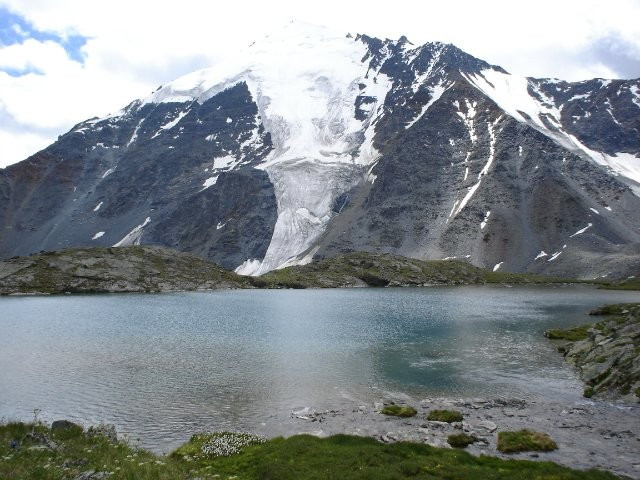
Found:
[546,303,640,401]
[1,22,639,278]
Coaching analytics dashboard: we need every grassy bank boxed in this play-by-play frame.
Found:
[600,277,640,291]
[0,422,621,480]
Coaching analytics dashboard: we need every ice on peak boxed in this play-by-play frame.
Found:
[212,155,238,170]
[464,69,640,194]
[405,81,451,129]
[463,69,562,132]
[156,25,394,274]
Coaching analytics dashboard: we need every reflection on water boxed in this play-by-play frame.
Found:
[0,285,638,450]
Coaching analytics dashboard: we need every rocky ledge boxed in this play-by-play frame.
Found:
[1,247,582,295]
[253,251,573,288]
[0,246,251,294]
[546,303,640,401]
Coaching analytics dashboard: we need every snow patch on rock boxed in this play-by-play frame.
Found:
[113,217,151,247]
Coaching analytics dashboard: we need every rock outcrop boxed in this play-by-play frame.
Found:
[0,246,251,294]
[546,303,640,401]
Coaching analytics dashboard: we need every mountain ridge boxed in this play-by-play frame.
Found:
[1,22,639,279]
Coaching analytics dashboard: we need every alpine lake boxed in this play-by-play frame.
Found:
[1,285,638,453]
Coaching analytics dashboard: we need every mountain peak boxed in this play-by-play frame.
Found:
[2,28,639,280]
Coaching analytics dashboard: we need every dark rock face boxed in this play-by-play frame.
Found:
[147,168,277,270]
[0,30,639,278]
[0,82,277,267]
[314,78,640,279]
[531,77,640,154]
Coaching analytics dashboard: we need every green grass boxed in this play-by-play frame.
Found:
[497,430,558,453]
[447,433,477,448]
[0,421,186,479]
[589,303,639,316]
[0,423,621,479]
[380,405,418,418]
[600,278,640,291]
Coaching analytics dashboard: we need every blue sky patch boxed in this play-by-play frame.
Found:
[0,6,88,64]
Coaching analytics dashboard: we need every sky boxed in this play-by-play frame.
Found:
[1,0,639,168]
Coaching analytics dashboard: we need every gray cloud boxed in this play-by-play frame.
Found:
[587,34,640,79]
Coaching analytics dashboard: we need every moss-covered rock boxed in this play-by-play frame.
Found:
[380,405,418,417]
[426,409,464,423]
[497,429,557,453]
[447,433,477,448]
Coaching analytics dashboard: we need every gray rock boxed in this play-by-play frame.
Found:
[556,304,640,399]
[74,471,111,480]
[86,424,117,443]
[51,420,82,431]
[474,420,498,434]
[25,431,58,451]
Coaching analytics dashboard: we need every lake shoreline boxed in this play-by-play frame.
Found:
[6,393,639,479]
[4,287,640,478]
[235,393,639,479]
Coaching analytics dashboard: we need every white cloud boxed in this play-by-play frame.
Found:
[0,38,68,73]
[1,0,639,168]
[0,45,149,130]
[0,129,52,167]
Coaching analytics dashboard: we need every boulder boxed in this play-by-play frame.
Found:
[52,420,82,431]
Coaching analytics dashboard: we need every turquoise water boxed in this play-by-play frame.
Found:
[0,285,638,450]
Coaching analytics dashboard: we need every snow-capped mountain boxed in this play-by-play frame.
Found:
[2,21,640,279]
